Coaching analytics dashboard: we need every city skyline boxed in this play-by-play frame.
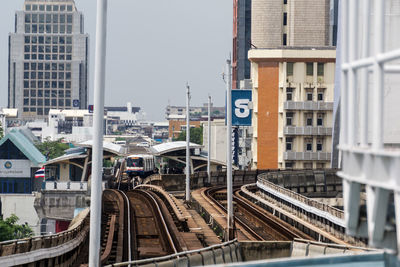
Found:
[0,0,232,121]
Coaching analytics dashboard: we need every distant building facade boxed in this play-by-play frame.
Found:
[249,48,335,169]
[251,0,331,48]
[165,104,225,121]
[233,0,252,89]
[8,0,89,119]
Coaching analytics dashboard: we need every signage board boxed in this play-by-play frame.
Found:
[0,160,31,178]
[232,90,252,126]
[73,99,80,107]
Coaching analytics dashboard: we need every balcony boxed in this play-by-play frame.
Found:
[284,126,332,136]
[284,101,333,111]
[284,151,331,161]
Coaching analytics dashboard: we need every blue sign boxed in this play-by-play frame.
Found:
[73,99,80,107]
[232,90,252,126]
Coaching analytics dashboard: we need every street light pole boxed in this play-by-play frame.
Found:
[89,0,108,266]
[226,59,234,240]
[185,84,191,202]
[207,95,211,184]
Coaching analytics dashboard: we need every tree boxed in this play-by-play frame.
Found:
[175,126,203,145]
[35,138,70,160]
[0,214,34,242]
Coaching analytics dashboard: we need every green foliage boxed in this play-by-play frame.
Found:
[0,214,34,242]
[103,159,113,168]
[175,126,203,145]
[35,138,70,160]
[115,137,126,141]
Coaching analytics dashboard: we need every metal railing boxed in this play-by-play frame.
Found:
[284,101,333,111]
[284,151,331,161]
[337,0,400,251]
[104,239,239,267]
[284,126,332,136]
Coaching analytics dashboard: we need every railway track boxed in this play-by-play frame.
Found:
[204,185,311,241]
[101,189,183,265]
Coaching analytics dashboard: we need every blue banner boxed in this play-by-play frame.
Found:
[232,90,252,126]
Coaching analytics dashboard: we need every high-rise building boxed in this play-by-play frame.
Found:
[232,0,252,89]
[249,0,335,169]
[251,0,330,48]
[8,0,89,119]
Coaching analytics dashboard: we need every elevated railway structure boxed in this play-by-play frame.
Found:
[0,169,368,266]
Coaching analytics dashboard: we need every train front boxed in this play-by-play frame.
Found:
[126,156,144,177]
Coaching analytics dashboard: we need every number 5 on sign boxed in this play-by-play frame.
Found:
[232,90,252,126]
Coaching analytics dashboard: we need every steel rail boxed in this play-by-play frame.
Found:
[118,190,132,266]
[138,190,178,255]
[204,186,264,241]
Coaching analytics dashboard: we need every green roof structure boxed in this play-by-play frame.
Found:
[0,129,46,166]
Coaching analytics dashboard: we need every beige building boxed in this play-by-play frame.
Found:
[251,0,330,48]
[248,48,336,169]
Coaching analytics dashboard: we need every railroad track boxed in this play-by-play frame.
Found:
[101,189,183,265]
[204,185,311,241]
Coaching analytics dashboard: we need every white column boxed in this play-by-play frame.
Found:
[89,0,107,266]
[185,84,191,202]
[226,59,234,240]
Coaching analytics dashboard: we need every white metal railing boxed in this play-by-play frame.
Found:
[283,101,333,111]
[284,126,332,136]
[43,181,106,191]
[337,0,400,252]
[284,152,331,161]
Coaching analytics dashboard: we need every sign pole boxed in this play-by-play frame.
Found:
[226,59,234,240]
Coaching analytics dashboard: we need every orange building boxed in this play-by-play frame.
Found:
[168,120,201,140]
[249,48,336,169]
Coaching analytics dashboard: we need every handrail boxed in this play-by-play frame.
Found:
[104,238,238,267]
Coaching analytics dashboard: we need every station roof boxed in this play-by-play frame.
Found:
[0,129,46,166]
[150,141,202,156]
[43,152,87,166]
[77,140,125,155]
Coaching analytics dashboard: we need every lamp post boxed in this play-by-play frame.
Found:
[185,84,191,202]
[207,95,211,184]
[89,0,107,266]
[226,59,234,240]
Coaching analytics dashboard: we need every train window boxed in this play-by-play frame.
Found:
[127,157,143,167]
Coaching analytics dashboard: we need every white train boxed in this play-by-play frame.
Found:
[125,154,155,178]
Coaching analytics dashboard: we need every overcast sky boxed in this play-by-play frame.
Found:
[0,0,232,121]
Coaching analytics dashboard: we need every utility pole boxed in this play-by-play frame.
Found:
[207,95,211,184]
[226,59,234,240]
[185,84,191,202]
[89,0,107,266]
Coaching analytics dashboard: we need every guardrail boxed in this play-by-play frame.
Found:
[283,151,332,161]
[104,239,240,267]
[43,181,88,191]
[0,209,90,266]
[283,101,333,111]
[283,126,332,136]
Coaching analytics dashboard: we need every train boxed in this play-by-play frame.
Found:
[125,154,155,178]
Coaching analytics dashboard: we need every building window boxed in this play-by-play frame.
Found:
[303,162,313,169]
[283,13,287,26]
[286,88,294,101]
[306,113,313,126]
[317,113,324,126]
[284,0,288,4]
[285,162,293,169]
[317,139,323,151]
[286,112,294,126]
[287,62,294,76]
[286,137,293,151]
[305,138,313,151]
[306,89,313,101]
[316,163,325,169]
[317,63,324,76]
[283,34,287,46]
[317,89,324,101]
[306,63,313,76]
